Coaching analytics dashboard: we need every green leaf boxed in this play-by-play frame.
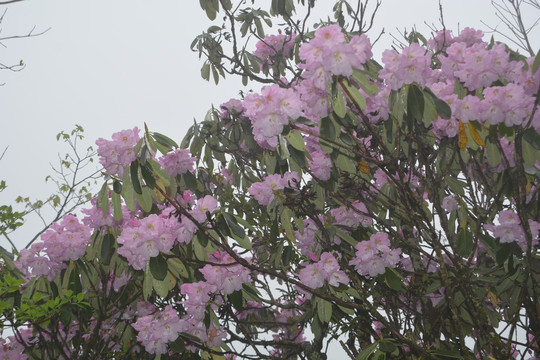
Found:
[317,298,332,323]
[97,182,109,214]
[343,80,367,110]
[149,255,168,281]
[230,290,243,311]
[286,131,305,151]
[434,97,451,119]
[101,234,115,266]
[532,49,540,74]
[223,212,245,239]
[384,267,404,291]
[153,272,175,298]
[422,93,438,127]
[333,86,347,118]
[320,116,336,140]
[336,154,356,174]
[446,176,466,196]
[523,128,540,150]
[289,146,306,169]
[152,132,179,150]
[141,162,156,189]
[486,139,501,167]
[111,191,122,222]
[121,171,136,211]
[407,84,424,121]
[167,258,189,279]
[356,342,379,360]
[135,187,153,212]
[182,171,198,192]
[130,160,143,195]
[143,263,153,301]
[351,69,378,97]
[457,229,474,257]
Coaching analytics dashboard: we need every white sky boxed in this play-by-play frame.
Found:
[0,0,538,246]
[0,1,538,357]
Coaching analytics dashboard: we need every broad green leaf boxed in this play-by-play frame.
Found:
[532,49,540,74]
[153,272,175,298]
[222,213,244,238]
[457,228,474,257]
[320,116,336,140]
[121,170,136,211]
[522,137,540,166]
[434,97,451,119]
[149,255,168,281]
[343,79,367,110]
[143,263,153,301]
[486,139,501,167]
[97,182,109,214]
[101,234,115,266]
[446,176,466,196]
[130,161,143,195]
[384,267,404,292]
[356,342,379,360]
[278,135,290,160]
[141,162,156,189]
[422,93,438,127]
[351,69,378,96]
[111,191,122,222]
[182,171,198,192]
[333,86,347,118]
[286,131,305,151]
[336,154,357,174]
[407,84,424,121]
[289,146,306,169]
[317,298,332,323]
[135,187,153,212]
[280,208,295,243]
[152,132,179,149]
[167,258,189,279]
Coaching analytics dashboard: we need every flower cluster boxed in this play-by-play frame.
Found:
[243,84,303,148]
[330,200,372,228]
[350,232,401,277]
[248,171,299,206]
[96,127,140,177]
[299,24,372,77]
[484,210,540,251]
[14,214,91,282]
[0,335,27,360]
[199,250,252,295]
[253,32,295,65]
[380,43,433,90]
[117,214,179,270]
[132,305,183,355]
[308,150,332,180]
[297,252,349,298]
[158,148,197,177]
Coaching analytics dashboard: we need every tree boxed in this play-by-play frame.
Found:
[1,1,540,359]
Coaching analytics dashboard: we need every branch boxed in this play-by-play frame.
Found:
[0,0,24,5]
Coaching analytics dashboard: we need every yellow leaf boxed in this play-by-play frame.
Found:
[467,122,485,147]
[487,290,500,309]
[153,178,166,203]
[458,120,467,150]
[358,160,370,174]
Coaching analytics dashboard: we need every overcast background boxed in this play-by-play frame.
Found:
[1,0,539,249]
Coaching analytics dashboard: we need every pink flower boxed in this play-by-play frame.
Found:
[158,148,197,176]
[96,127,140,177]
